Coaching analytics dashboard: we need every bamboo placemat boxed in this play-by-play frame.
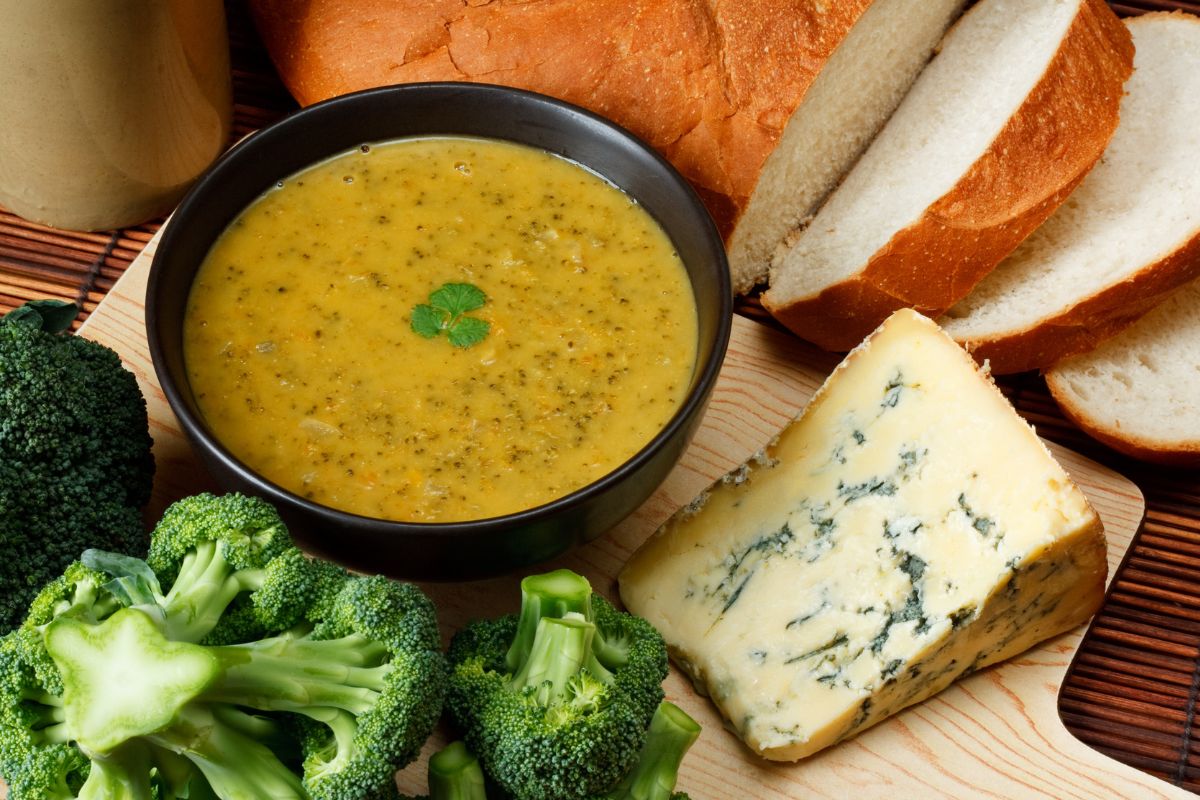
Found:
[2,0,1198,794]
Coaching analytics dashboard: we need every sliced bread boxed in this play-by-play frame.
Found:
[1046,277,1200,467]
[725,0,965,293]
[940,13,1200,375]
[763,0,1133,351]
[248,0,966,294]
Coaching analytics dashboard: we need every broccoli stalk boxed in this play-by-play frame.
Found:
[504,570,593,672]
[76,741,157,800]
[508,615,597,705]
[447,570,669,800]
[0,493,447,800]
[44,608,217,755]
[596,702,700,800]
[504,570,630,674]
[157,538,271,644]
[427,741,488,800]
[204,631,392,715]
[147,705,308,800]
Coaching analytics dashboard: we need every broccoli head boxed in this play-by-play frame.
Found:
[0,300,154,631]
[0,492,446,800]
[446,569,668,800]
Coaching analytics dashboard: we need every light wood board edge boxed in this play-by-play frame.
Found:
[73,231,1179,800]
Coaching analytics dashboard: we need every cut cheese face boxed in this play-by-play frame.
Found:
[618,309,1106,761]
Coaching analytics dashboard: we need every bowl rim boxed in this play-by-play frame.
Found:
[148,80,732,539]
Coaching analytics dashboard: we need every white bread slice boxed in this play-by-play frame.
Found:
[1046,277,1200,467]
[726,0,965,294]
[763,0,1133,352]
[940,13,1200,375]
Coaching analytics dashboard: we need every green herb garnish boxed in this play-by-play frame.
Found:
[411,283,491,348]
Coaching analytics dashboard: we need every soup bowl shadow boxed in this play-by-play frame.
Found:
[147,82,732,581]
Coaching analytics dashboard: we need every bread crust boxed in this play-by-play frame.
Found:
[247,0,873,240]
[954,228,1200,374]
[763,0,1133,352]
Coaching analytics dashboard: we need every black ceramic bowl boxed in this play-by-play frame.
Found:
[147,82,731,581]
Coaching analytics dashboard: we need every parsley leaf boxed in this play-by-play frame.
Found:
[410,304,444,338]
[410,282,491,348]
[429,283,486,317]
[447,316,490,348]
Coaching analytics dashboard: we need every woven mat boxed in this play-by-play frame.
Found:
[2,0,1199,793]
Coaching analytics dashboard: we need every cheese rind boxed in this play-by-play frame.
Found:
[618,309,1105,761]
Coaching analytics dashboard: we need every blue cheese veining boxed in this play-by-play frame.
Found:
[618,309,1106,761]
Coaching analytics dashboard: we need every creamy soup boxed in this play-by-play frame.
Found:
[184,137,698,522]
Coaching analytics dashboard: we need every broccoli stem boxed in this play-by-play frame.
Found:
[297,706,362,782]
[507,616,595,707]
[147,704,308,800]
[503,569,631,676]
[19,687,71,744]
[428,740,487,800]
[601,702,700,800]
[49,574,122,625]
[203,631,391,716]
[591,623,632,672]
[77,741,155,800]
[161,541,266,643]
[150,744,219,800]
[504,570,593,673]
[45,608,220,755]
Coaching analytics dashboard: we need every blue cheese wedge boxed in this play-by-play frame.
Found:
[618,309,1106,761]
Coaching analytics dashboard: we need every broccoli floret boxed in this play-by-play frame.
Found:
[0,300,154,631]
[207,574,446,799]
[589,702,700,800]
[0,625,93,797]
[144,491,296,644]
[447,570,668,800]
[0,492,446,800]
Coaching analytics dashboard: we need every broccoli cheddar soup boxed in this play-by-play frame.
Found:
[183,137,699,523]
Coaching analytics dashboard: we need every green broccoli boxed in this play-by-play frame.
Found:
[446,569,668,800]
[393,739,489,800]
[403,709,698,800]
[590,701,700,800]
[0,299,155,631]
[0,492,446,800]
[426,740,488,800]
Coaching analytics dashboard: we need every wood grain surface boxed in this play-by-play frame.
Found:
[71,230,1181,799]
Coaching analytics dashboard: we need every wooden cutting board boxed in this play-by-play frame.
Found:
[77,231,1180,799]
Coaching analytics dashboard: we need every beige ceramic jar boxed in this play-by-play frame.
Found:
[0,0,231,231]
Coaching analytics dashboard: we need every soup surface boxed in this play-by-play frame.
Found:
[184,137,698,522]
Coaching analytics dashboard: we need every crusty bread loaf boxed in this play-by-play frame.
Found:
[762,0,1133,352]
[940,13,1200,375]
[247,0,966,294]
[1046,277,1200,467]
